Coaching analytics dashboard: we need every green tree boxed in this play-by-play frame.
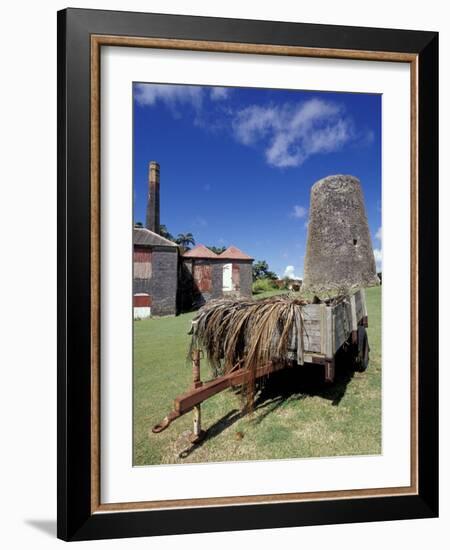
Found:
[134,221,143,228]
[159,224,175,242]
[176,232,196,250]
[252,260,278,281]
[207,245,226,254]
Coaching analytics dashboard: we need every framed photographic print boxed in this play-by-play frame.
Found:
[57,8,438,541]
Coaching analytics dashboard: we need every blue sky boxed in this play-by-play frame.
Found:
[133,83,382,278]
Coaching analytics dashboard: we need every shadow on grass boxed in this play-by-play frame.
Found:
[178,409,243,459]
[178,348,358,458]
[249,349,356,426]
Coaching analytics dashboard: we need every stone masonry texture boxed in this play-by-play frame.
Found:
[150,247,178,315]
[303,175,379,292]
[179,258,253,310]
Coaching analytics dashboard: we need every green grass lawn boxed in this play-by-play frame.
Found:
[252,288,290,300]
[133,286,381,465]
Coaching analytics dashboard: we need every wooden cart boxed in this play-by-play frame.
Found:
[152,289,370,440]
[300,288,369,382]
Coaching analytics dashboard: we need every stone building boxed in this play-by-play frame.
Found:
[181,244,253,308]
[133,227,178,318]
[133,160,254,318]
[303,174,379,292]
[133,161,178,318]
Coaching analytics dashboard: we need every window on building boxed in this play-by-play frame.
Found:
[134,246,152,279]
[193,263,212,293]
[222,263,233,291]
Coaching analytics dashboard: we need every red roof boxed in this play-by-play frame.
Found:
[218,246,253,260]
[183,244,219,259]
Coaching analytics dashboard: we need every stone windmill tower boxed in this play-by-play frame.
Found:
[302,175,379,292]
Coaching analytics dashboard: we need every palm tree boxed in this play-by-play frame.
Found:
[159,224,175,241]
[176,233,195,250]
[252,260,278,281]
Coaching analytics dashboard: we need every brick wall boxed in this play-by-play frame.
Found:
[179,258,253,309]
[151,247,178,316]
[237,261,253,298]
[133,245,178,316]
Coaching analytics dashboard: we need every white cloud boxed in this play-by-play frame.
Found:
[283,265,301,280]
[375,226,382,242]
[232,98,353,168]
[373,248,382,271]
[210,87,229,101]
[292,205,307,219]
[134,83,204,111]
[373,227,382,271]
[134,84,231,114]
[135,89,358,168]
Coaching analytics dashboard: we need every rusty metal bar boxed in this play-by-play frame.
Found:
[152,361,278,434]
[152,410,181,433]
[190,349,204,442]
[191,406,202,442]
[191,349,203,389]
[175,362,276,414]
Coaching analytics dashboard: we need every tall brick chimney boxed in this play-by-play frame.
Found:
[146,161,160,234]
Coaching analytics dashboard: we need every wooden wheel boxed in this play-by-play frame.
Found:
[355,326,370,372]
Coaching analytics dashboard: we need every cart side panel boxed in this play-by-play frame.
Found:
[320,304,334,358]
[360,288,368,319]
[349,293,358,332]
[355,289,365,322]
[302,304,322,353]
[301,290,369,357]
[334,301,350,351]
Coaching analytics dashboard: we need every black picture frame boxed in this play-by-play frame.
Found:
[57,7,438,541]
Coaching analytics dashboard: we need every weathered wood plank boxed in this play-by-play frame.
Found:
[303,331,321,353]
[303,327,322,336]
[335,325,347,350]
[332,298,356,351]
[303,331,321,343]
[303,319,321,329]
[301,304,322,320]
[304,343,321,353]
[319,304,326,355]
[344,301,352,333]
[354,289,366,322]
[300,290,370,357]
[303,353,325,364]
[350,293,358,332]
[361,288,368,317]
[324,306,334,357]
